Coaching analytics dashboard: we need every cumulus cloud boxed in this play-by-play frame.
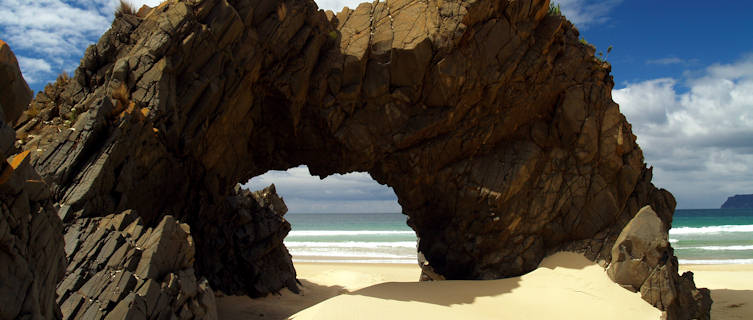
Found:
[554,0,622,28]
[16,56,53,84]
[245,165,401,213]
[613,55,753,208]
[0,0,167,87]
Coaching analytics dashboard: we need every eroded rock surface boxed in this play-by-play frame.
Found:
[13,0,709,318]
[608,206,711,319]
[196,184,298,297]
[0,39,33,125]
[57,210,218,319]
[0,40,66,320]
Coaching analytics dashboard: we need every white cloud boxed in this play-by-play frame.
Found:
[647,57,684,65]
[16,56,52,84]
[553,0,623,28]
[245,165,400,213]
[613,55,753,208]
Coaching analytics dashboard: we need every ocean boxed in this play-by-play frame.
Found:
[284,209,753,265]
[670,209,753,264]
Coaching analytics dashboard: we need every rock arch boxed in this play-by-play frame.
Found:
[14,0,708,318]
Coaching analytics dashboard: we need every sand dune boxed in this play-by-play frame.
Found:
[219,252,665,319]
[217,253,753,320]
[288,252,660,319]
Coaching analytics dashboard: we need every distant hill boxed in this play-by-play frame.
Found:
[721,194,753,208]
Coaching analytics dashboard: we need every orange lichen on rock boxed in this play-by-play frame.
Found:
[10,150,30,169]
[0,150,31,185]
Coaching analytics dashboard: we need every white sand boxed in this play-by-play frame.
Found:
[289,252,660,319]
[217,254,753,320]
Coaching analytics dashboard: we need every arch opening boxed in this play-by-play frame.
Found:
[246,165,418,265]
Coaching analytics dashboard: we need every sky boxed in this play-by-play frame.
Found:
[1,1,752,211]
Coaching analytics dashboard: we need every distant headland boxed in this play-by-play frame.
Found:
[721,194,753,209]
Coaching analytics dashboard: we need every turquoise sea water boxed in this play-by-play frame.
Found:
[285,209,753,264]
[285,213,417,264]
[671,209,753,264]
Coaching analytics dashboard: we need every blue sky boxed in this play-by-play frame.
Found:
[2,0,752,210]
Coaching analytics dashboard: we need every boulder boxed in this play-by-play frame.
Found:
[608,206,711,319]
[607,206,670,291]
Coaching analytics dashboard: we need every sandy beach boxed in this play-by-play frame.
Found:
[213,252,753,319]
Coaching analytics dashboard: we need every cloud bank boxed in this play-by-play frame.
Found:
[245,166,400,213]
[613,55,753,208]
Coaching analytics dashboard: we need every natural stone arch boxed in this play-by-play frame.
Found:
[16,0,706,318]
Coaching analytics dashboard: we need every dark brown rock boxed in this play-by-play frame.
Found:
[0,39,32,125]
[13,0,709,318]
[56,211,218,319]
[195,184,298,297]
[0,40,66,320]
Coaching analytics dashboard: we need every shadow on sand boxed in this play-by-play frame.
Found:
[351,252,593,306]
[709,289,753,319]
[216,279,347,320]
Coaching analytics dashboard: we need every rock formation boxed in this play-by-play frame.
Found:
[721,194,753,209]
[608,206,712,319]
[0,40,66,320]
[0,40,33,126]
[56,210,218,319]
[9,0,710,318]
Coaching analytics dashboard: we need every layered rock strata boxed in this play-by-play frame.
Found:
[12,0,710,318]
[0,40,66,320]
[57,210,218,319]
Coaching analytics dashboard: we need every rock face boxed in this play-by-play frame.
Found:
[12,0,709,318]
[196,184,298,297]
[608,206,711,319]
[0,40,66,319]
[721,194,753,209]
[56,210,218,319]
[0,39,33,125]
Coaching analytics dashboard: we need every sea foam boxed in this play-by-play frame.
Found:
[669,224,753,235]
[288,230,415,236]
[285,241,417,248]
[288,250,415,259]
[675,245,753,251]
[678,259,753,265]
[292,258,416,264]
